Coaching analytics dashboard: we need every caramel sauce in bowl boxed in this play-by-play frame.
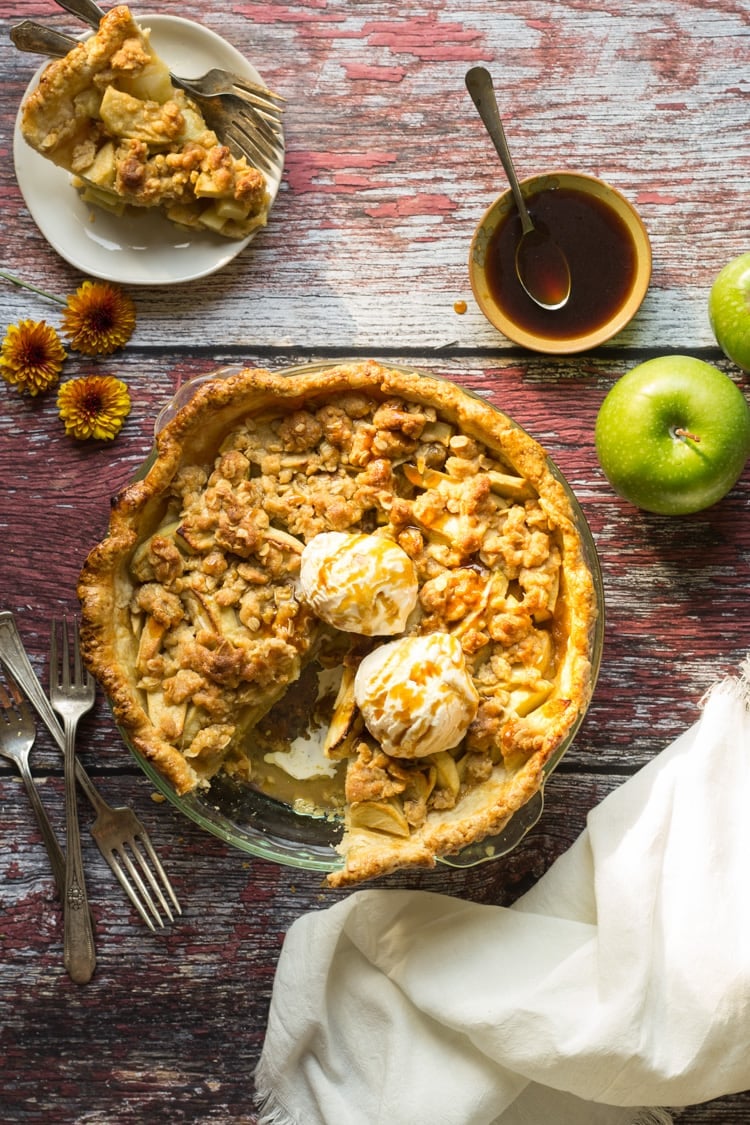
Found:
[469,171,652,354]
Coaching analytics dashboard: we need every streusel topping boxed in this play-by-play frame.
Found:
[79,363,597,885]
[20,5,270,238]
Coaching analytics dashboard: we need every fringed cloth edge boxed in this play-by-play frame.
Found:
[254,1056,680,1125]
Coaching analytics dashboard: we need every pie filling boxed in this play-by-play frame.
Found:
[78,362,599,886]
[19,5,270,239]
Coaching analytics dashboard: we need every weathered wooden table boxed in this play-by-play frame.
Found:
[1,0,748,1120]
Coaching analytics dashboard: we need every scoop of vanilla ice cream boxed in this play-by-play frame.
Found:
[353,632,479,758]
[299,531,418,636]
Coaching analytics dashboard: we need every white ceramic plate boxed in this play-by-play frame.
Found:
[12,14,284,286]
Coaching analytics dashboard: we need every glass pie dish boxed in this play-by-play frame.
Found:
[97,362,605,878]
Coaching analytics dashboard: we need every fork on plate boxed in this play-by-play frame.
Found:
[50,616,97,984]
[0,610,181,933]
[10,5,285,178]
[53,0,285,106]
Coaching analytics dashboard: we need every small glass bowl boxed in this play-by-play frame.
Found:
[469,171,652,355]
[122,362,605,875]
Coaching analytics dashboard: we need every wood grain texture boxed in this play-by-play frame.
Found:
[1,0,749,1120]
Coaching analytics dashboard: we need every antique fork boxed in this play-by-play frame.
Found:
[0,611,181,933]
[49,617,97,984]
[0,671,66,899]
[11,20,285,178]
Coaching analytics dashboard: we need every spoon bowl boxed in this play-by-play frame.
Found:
[465,66,571,311]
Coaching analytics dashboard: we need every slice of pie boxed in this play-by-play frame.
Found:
[77,361,600,886]
[19,5,270,238]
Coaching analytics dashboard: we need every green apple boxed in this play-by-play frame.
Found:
[595,355,750,515]
[709,252,750,371]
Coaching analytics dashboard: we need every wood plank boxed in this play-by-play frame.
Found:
[2,1,749,349]
[1,0,748,1118]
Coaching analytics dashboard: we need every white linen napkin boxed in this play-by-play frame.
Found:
[255,663,750,1125]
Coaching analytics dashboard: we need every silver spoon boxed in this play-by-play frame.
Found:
[465,66,571,311]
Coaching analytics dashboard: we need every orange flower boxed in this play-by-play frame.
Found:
[57,375,131,440]
[61,281,136,355]
[0,319,67,395]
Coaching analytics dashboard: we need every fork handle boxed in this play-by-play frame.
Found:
[17,760,66,897]
[19,762,97,936]
[52,0,104,31]
[62,718,96,984]
[10,21,78,60]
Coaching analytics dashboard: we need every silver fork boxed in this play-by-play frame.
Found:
[0,672,66,899]
[50,616,97,985]
[0,610,181,933]
[10,11,284,177]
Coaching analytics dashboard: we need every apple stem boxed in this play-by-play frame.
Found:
[674,427,701,443]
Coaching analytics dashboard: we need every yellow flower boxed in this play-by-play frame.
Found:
[57,375,131,440]
[0,319,67,395]
[61,281,136,355]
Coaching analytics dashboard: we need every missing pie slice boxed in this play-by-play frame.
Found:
[19,5,270,238]
[77,361,600,886]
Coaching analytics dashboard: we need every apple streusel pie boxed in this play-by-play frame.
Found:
[19,5,270,239]
[78,361,599,886]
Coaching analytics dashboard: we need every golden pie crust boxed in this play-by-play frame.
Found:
[19,5,269,239]
[77,361,599,886]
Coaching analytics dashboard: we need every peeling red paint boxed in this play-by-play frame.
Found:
[362,17,485,62]
[636,191,681,205]
[343,64,408,82]
[364,194,457,219]
[232,2,340,25]
[335,174,386,189]
[284,149,397,194]
[231,7,488,63]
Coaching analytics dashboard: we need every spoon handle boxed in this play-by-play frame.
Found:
[11,20,78,59]
[52,0,105,31]
[465,66,534,235]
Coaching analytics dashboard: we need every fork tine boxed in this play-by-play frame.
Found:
[3,671,22,707]
[136,831,182,916]
[224,131,274,176]
[128,842,175,922]
[222,75,286,106]
[240,101,284,144]
[118,842,175,925]
[174,69,286,110]
[230,95,285,128]
[73,617,83,683]
[217,91,283,145]
[51,616,71,691]
[61,617,70,690]
[241,104,285,131]
[196,98,282,177]
[219,105,282,157]
[224,118,283,176]
[105,848,159,931]
[4,675,36,730]
[49,619,59,691]
[104,830,181,928]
